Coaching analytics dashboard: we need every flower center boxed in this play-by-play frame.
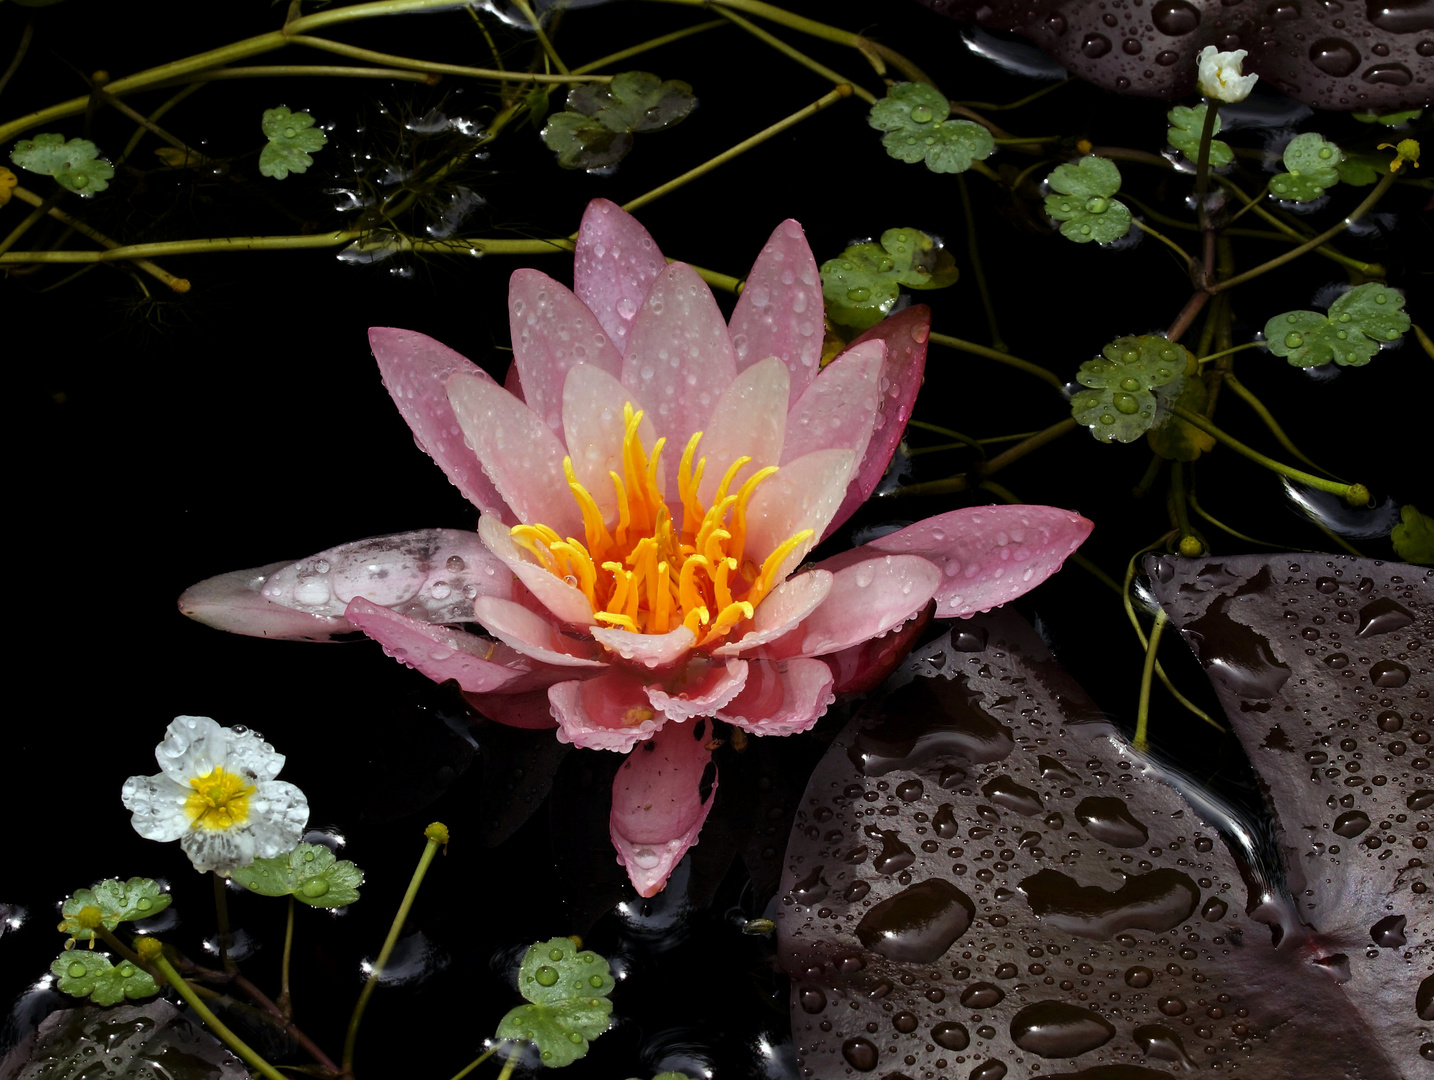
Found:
[184,767,256,831]
[512,403,811,647]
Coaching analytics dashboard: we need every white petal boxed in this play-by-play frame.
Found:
[120,775,191,842]
[246,780,310,859]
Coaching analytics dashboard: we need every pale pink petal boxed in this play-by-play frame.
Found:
[344,597,536,693]
[503,358,524,401]
[562,364,655,526]
[370,328,508,520]
[447,371,582,536]
[610,719,718,897]
[478,516,595,627]
[471,595,606,667]
[180,561,354,641]
[592,624,696,668]
[781,339,884,467]
[693,356,789,508]
[822,600,935,695]
[509,269,624,434]
[549,670,665,751]
[462,686,559,730]
[621,262,738,490]
[716,658,834,737]
[760,553,941,659]
[713,569,833,656]
[572,199,666,356]
[743,448,855,572]
[645,658,748,722]
[727,219,824,399]
[824,306,932,540]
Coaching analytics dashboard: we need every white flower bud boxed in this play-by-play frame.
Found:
[1197,45,1259,102]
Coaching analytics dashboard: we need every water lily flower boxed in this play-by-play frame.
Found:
[121,716,309,875]
[180,200,1091,895]
[1196,46,1258,103]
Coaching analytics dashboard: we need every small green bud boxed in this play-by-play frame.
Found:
[1178,535,1204,557]
[134,937,163,963]
[76,905,104,931]
[1345,483,1371,507]
[424,822,450,846]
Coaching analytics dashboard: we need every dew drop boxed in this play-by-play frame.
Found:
[1009,1001,1116,1057]
[961,982,1005,1008]
[1125,965,1154,988]
[535,965,559,987]
[1333,810,1371,837]
[799,987,827,1014]
[1082,33,1113,56]
[1153,0,1202,32]
[841,1036,879,1072]
[1370,914,1407,948]
[931,1021,970,1050]
[1309,37,1362,75]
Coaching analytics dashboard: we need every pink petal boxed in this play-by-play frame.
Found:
[561,363,655,527]
[369,328,509,520]
[716,658,834,736]
[509,269,624,434]
[743,448,855,571]
[344,597,536,693]
[781,339,884,467]
[727,218,823,399]
[694,355,789,508]
[822,599,935,695]
[610,719,718,897]
[572,199,666,357]
[447,371,582,536]
[760,553,941,659]
[180,561,354,641]
[471,595,606,667]
[591,624,696,669]
[823,306,932,540]
[713,569,833,656]
[549,669,666,751]
[645,658,748,722]
[478,516,595,627]
[462,686,559,729]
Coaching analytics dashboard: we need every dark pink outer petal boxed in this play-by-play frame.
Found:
[572,199,667,357]
[645,658,747,723]
[727,219,823,402]
[822,306,932,541]
[369,328,509,521]
[716,657,836,737]
[610,719,718,897]
[462,687,558,729]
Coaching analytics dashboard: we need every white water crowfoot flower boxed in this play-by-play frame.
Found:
[1197,46,1258,103]
[121,717,309,875]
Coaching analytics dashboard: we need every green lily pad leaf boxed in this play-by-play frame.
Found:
[1351,108,1422,126]
[1071,335,1194,443]
[1335,151,1385,186]
[567,72,695,134]
[9,134,113,195]
[1044,156,1131,243]
[1265,283,1409,367]
[229,843,363,907]
[51,952,160,1006]
[495,937,615,1068]
[868,82,994,174]
[820,227,958,331]
[259,107,327,179]
[58,878,171,943]
[541,112,633,170]
[1166,104,1233,168]
[1268,132,1341,202]
[1147,370,1215,462]
[1392,505,1434,565]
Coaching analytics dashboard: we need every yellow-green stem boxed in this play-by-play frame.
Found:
[714,7,875,103]
[1220,372,1334,476]
[572,20,727,73]
[894,418,1077,496]
[152,954,290,1080]
[1134,608,1168,750]
[510,0,571,74]
[1194,341,1262,364]
[447,1047,499,1080]
[1132,219,1195,270]
[928,332,1066,392]
[285,35,602,81]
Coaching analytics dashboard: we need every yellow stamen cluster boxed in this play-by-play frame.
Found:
[184,767,256,832]
[512,404,811,648]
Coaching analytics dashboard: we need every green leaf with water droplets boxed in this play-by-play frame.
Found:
[9,133,113,195]
[1391,505,1434,565]
[869,82,994,174]
[229,843,363,907]
[1334,151,1385,186]
[1351,107,1422,126]
[1044,156,1131,243]
[542,72,694,170]
[495,937,615,1068]
[1268,132,1342,202]
[1166,105,1233,168]
[1071,335,1193,443]
[51,951,160,1005]
[58,878,171,943]
[820,228,958,331]
[259,107,327,179]
[541,113,631,170]
[1265,283,1409,367]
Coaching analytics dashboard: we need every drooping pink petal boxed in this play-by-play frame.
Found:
[645,658,748,722]
[572,199,666,356]
[369,328,509,520]
[694,355,789,507]
[822,599,936,695]
[447,371,582,536]
[609,719,718,897]
[561,363,656,526]
[478,516,594,627]
[759,553,941,659]
[716,658,835,737]
[743,448,855,572]
[549,669,665,752]
[780,339,884,467]
[344,597,536,694]
[823,306,932,540]
[509,269,624,434]
[179,561,354,641]
[462,686,559,729]
[727,218,823,399]
[471,595,606,667]
[713,569,833,656]
[591,624,696,668]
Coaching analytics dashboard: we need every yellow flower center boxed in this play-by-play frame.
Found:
[184,767,256,831]
[512,403,811,648]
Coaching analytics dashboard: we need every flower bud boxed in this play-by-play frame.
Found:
[1197,46,1258,103]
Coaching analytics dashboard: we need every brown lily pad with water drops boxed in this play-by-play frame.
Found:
[776,601,1428,1079]
[913,0,1433,111]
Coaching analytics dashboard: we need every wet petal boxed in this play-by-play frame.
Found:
[461,686,560,730]
[344,596,537,693]
[592,623,697,669]
[478,515,595,627]
[370,328,508,520]
[821,598,935,695]
[120,775,190,842]
[695,355,789,507]
[573,199,666,356]
[549,669,665,752]
[179,561,354,641]
[714,569,833,656]
[744,448,855,571]
[761,554,941,658]
[727,218,823,399]
[610,719,718,897]
[471,595,606,667]
[562,363,656,526]
[781,339,884,467]
[509,269,624,434]
[244,780,310,859]
[716,658,835,737]
[646,658,748,722]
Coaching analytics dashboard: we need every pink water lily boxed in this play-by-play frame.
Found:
[181,199,1092,896]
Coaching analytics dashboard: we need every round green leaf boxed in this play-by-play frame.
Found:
[229,843,363,907]
[567,72,695,134]
[820,228,958,331]
[1045,156,1131,243]
[1047,155,1122,199]
[1392,505,1434,565]
[869,83,992,174]
[51,951,160,1005]
[9,134,113,195]
[867,82,950,133]
[1269,132,1341,202]
[494,938,616,1067]
[1264,283,1409,367]
[1166,105,1233,168]
[541,112,633,170]
[1351,108,1422,126]
[259,107,327,180]
[1072,336,1194,443]
[1335,151,1385,186]
[1147,372,1215,462]
[58,878,171,943]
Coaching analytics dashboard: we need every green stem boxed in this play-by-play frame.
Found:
[0,232,563,264]
[120,83,205,162]
[1213,176,1378,275]
[713,7,875,103]
[572,19,726,74]
[151,954,290,1080]
[95,926,147,967]
[956,78,1074,111]
[1222,180,1270,226]
[957,174,1004,351]
[1192,100,1220,230]
[893,418,1077,497]
[447,1047,499,1080]
[1132,219,1195,270]
[510,0,571,74]
[495,1043,523,1080]
[1134,608,1168,750]
[928,332,1066,392]
[285,35,603,81]
[1189,489,1285,549]
[1194,341,1262,364]
[1169,460,1195,548]
[1220,371,1334,476]
[278,897,295,1018]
